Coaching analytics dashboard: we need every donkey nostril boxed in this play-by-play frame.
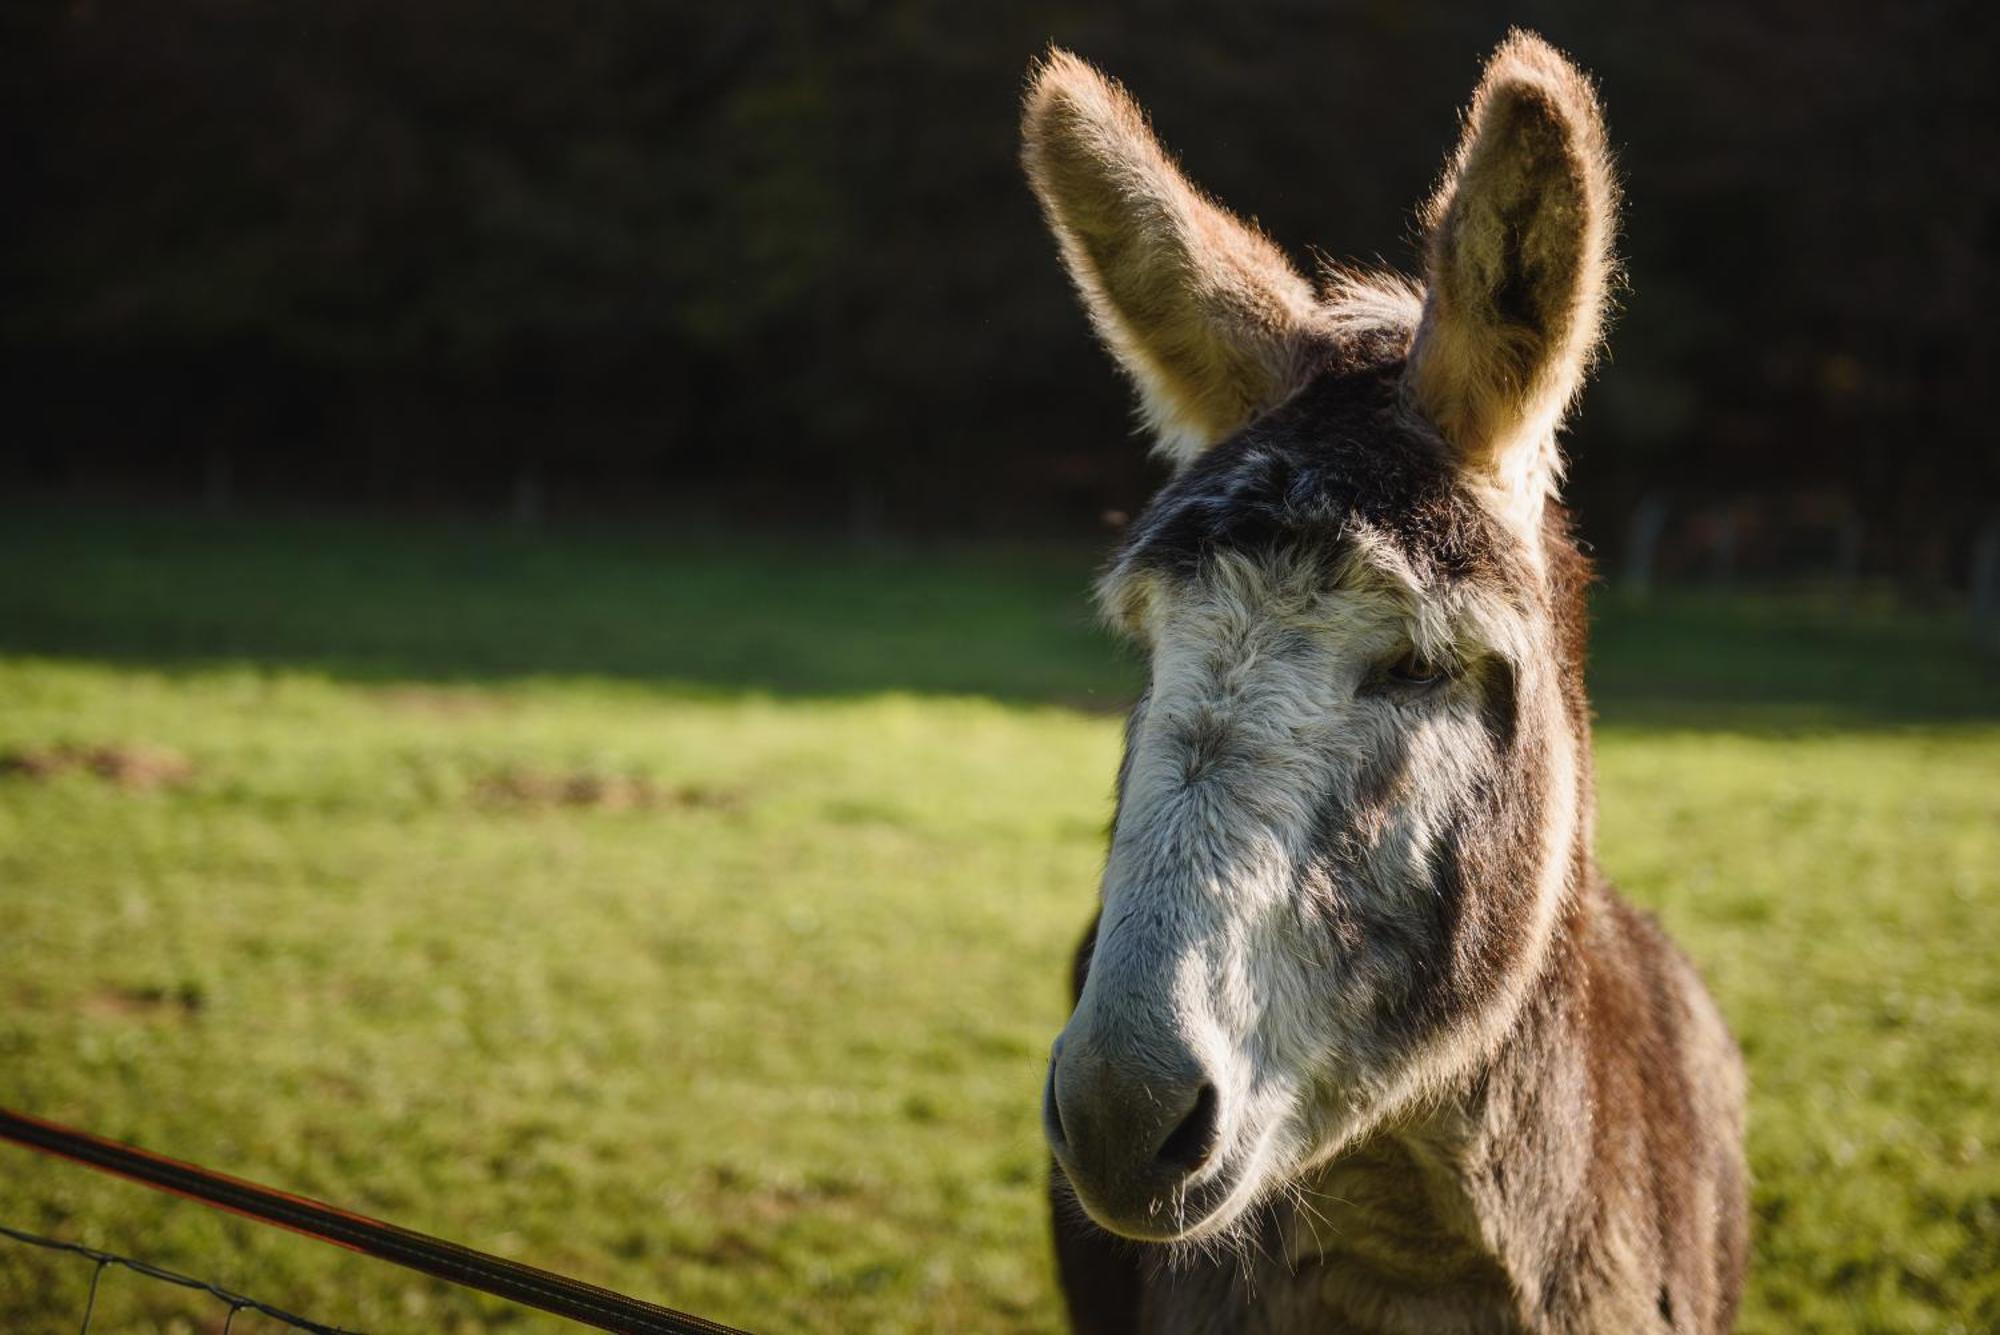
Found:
[1153,1083,1219,1173]
[1042,1065,1070,1150]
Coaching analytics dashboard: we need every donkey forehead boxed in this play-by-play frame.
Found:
[1099,367,1526,646]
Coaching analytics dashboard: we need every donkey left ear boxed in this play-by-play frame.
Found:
[1407,31,1618,513]
[1022,49,1322,467]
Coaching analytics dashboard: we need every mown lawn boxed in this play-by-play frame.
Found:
[1,506,1995,1333]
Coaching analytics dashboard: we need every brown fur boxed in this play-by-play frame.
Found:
[1021,49,1327,462]
[1409,32,1621,489]
[1052,530,1748,1333]
[1027,31,1748,1335]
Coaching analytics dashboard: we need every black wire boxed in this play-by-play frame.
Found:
[0,1222,354,1334]
[78,1257,104,1335]
[1,1107,754,1334]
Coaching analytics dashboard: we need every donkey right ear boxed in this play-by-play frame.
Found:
[1022,50,1321,468]
[1406,32,1618,515]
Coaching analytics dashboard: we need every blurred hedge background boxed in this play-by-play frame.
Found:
[4,0,1995,586]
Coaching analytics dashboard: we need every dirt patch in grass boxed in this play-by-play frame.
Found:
[473,767,742,814]
[677,1228,779,1268]
[0,743,194,790]
[81,983,205,1020]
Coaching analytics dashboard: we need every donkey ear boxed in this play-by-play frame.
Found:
[1407,31,1618,510]
[1022,49,1321,467]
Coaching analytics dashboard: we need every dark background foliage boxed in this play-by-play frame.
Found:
[4,1,1995,581]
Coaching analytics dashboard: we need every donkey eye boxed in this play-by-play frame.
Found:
[1382,650,1448,688]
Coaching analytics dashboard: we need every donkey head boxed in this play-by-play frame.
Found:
[1024,32,1616,1243]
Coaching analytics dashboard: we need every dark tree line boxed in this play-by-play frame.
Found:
[4,1,1995,580]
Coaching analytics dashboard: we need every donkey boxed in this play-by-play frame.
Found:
[1021,31,1748,1334]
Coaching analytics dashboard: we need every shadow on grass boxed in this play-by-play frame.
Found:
[2,504,1994,732]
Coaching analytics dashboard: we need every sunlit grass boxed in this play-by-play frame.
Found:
[0,507,1994,1332]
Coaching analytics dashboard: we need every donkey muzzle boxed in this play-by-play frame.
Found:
[1043,1031,1224,1239]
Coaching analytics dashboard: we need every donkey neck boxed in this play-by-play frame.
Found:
[1287,1126,1522,1326]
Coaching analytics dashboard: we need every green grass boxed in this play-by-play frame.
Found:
[0,505,1995,1333]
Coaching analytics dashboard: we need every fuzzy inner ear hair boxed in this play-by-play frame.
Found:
[1020,49,1322,468]
[1406,30,1619,516]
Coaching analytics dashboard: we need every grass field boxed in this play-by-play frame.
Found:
[1,505,1995,1333]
